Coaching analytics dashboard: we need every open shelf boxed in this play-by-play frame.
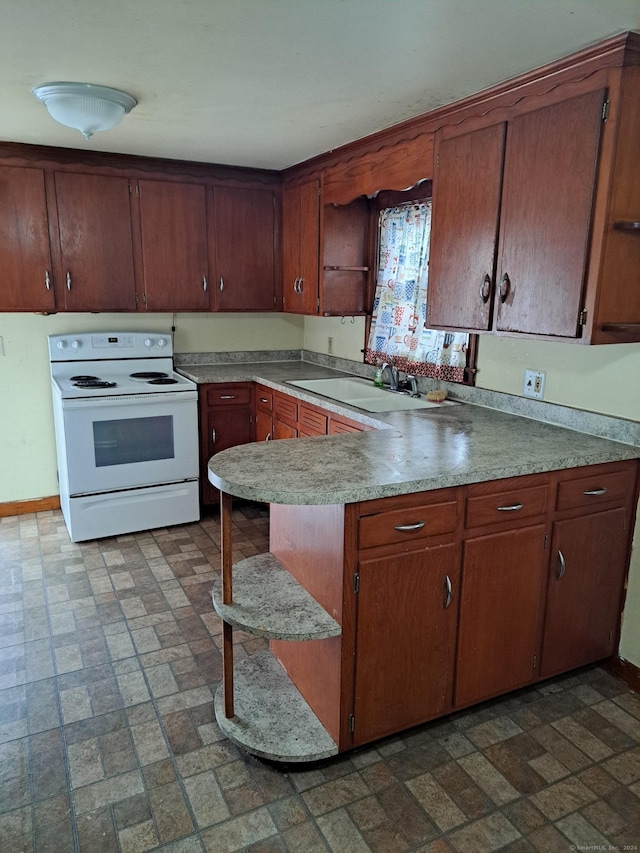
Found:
[212,553,341,640]
[214,650,339,762]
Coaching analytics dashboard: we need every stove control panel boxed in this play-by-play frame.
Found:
[49,332,174,361]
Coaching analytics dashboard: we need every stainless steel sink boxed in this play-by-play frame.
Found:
[287,377,457,413]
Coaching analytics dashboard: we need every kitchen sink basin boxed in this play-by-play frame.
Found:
[287,377,457,413]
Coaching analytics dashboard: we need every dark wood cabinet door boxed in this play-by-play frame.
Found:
[138,180,209,311]
[352,543,459,745]
[455,525,546,708]
[0,166,55,311]
[212,187,275,311]
[54,172,136,311]
[201,406,252,505]
[496,89,605,336]
[428,123,505,331]
[282,180,319,314]
[541,508,629,677]
[298,179,320,314]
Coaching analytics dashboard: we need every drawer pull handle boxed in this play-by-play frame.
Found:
[480,274,491,304]
[211,428,216,447]
[394,521,426,532]
[203,275,208,293]
[220,395,236,400]
[45,269,51,291]
[259,397,269,403]
[583,487,607,496]
[444,575,452,609]
[265,432,272,441]
[496,503,523,512]
[66,271,72,291]
[557,549,566,580]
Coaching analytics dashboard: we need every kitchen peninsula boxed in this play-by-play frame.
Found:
[190,362,640,763]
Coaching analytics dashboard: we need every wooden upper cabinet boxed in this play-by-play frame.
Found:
[210,186,276,311]
[53,172,137,311]
[0,166,55,312]
[428,124,505,331]
[495,90,605,337]
[138,179,209,311]
[321,198,370,316]
[429,87,607,339]
[282,179,320,314]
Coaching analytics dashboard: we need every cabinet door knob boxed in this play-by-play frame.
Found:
[496,503,523,512]
[203,275,208,292]
[211,428,216,447]
[480,274,491,304]
[293,277,300,293]
[394,521,426,532]
[498,273,510,303]
[66,271,72,291]
[298,276,304,293]
[219,276,224,292]
[556,549,566,580]
[444,575,453,609]
[583,487,607,496]
[45,270,51,291]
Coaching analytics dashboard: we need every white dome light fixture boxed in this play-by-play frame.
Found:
[32,82,137,139]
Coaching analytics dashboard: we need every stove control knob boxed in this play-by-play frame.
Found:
[157,338,167,348]
[71,339,81,350]
[56,340,67,350]
[144,338,154,348]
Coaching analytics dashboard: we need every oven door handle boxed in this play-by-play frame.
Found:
[59,390,198,409]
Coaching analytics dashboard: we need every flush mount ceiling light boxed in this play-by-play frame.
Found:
[32,82,137,139]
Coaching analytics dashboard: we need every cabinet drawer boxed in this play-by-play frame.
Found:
[359,501,458,549]
[274,394,298,427]
[255,387,273,411]
[299,404,328,436]
[465,484,549,529]
[206,384,251,406]
[329,415,365,434]
[556,465,637,511]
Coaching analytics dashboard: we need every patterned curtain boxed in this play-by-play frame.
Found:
[365,201,469,381]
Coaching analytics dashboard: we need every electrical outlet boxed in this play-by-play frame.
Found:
[523,369,545,399]
[327,336,333,354]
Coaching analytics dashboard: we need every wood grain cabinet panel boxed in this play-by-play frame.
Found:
[0,165,55,312]
[352,543,459,745]
[541,508,629,677]
[455,524,547,708]
[210,186,276,311]
[282,179,320,314]
[138,179,209,312]
[199,383,252,506]
[54,171,137,311]
[428,85,610,340]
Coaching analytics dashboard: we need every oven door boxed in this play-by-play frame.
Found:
[58,391,199,495]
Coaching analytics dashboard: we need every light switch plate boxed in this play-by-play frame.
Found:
[523,369,545,399]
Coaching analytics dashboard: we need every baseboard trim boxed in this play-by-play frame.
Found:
[605,656,640,693]
[0,495,61,518]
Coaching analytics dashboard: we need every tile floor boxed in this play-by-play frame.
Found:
[1,504,640,853]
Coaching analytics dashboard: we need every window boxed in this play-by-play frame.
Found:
[364,190,475,384]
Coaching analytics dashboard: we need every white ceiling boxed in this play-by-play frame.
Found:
[2,1,640,171]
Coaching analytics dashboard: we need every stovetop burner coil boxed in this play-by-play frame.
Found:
[130,372,169,380]
[147,377,179,385]
[70,375,99,381]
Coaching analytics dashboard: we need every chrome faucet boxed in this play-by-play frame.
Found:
[381,362,399,391]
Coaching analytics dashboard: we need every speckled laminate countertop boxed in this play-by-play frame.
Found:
[178,361,640,505]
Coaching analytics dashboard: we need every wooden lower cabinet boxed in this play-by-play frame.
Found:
[455,525,546,707]
[218,458,638,760]
[199,383,252,506]
[352,543,459,745]
[540,507,630,678]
